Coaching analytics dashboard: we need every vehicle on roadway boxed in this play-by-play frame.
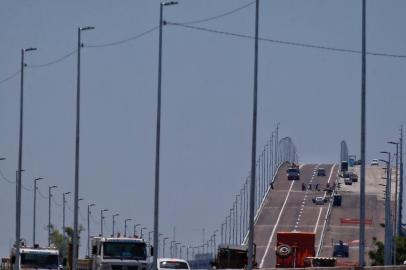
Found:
[350,172,358,182]
[344,177,352,185]
[275,232,315,268]
[317,168,326,176]
[333,241,349,257]
[9,243,63,270]
[212,244,257,269]
[371,159,379,166]
[158,258,190,270]
[89,236,149,270]
[287,163,300,180]
[312,196,326,205]
[304,257,337,267]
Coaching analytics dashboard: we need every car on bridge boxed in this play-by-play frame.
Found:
[317,168,326,176]
[158,258,190,270]
[312,196,326,205]
[371,159,379,166]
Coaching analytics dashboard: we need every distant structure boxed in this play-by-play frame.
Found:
[340,140,349,163]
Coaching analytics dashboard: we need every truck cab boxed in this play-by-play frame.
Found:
[91,237,149,270]
[286,164,300,180]
[10,244,62,270]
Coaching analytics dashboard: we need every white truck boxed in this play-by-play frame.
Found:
[9,244,63,270]
[90,237,149,270]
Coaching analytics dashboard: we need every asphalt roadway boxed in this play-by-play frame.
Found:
[319,165,391,265]
[253,163,338,268]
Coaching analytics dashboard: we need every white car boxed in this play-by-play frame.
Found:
[371,159,379,166]
[158,258,191,270]
[312,196,325,205]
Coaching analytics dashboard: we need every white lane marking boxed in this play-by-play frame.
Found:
[327,164,335,184]
[259,164,304,268]
[316,164,338,255]
[313,207,323,233]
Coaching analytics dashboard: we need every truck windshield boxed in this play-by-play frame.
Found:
[21,253,59,268]
[287,168,299,173]
[103,242,146,260]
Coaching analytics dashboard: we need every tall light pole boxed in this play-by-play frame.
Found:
[248,0,260,269]
[32,177,43,245]
[100,209,109,236]
[388,141,399,264]
[62,191,71,258]
[153,2,177,270]
[87,203,95,258]
[359,0,367,267]
[380,151,392,265]
[73,25,95,270]
[48,185,58,246]
[124,218,132,237]
[149,231,154,246]
[112,213,119,237]
[162,237,168,257]
[141,227,147,239]
[399,126,404,236]
[62,192,71,239]
[134,223,141,236]
[15,47,37,270]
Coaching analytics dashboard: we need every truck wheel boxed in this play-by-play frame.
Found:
[276,244,292,257]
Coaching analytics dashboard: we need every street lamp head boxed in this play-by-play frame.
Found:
[79,198,84,201]
[162,1,178,6]
[50,185,57,189]
[0,157,6,161]
[24,47,37,52]
[113,213,119,217]
[380,151,389,154]
[379,159,389,164]
[89,203,96,207]
[388,141,399,145]
[64,191,71,195]
[125,218,132,222]
[34,177,43,181]
[102,209,109,212]
[80,26,95,31]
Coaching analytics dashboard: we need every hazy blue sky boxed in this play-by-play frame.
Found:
[0,0,405,257]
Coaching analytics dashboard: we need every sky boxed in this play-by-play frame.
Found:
[0,0,405,258]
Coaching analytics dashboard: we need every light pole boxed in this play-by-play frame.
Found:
[247,0,260,268]
[380,151,392,265]
[399,126,404,237]
[175,242,180,258]
[62,192,71,239]
[33,177,43,245]
[15,47,36,270]
[124,218,132,237]
[87,203,95,258]
[170,240,176,257]
[112,213,119,237]
[100,209,109,236]
[162,237,169,257]
[359,0,367,267]
[213,230,218,259]
[73,25,95,270]
[149,231,154,246]
[134,224,141,237]
[48,185,58,246]
[153,2,178,269]
[388,141,399,264]
[235,195,239,244]
[141,227,147,239]
[62,191,71,257]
